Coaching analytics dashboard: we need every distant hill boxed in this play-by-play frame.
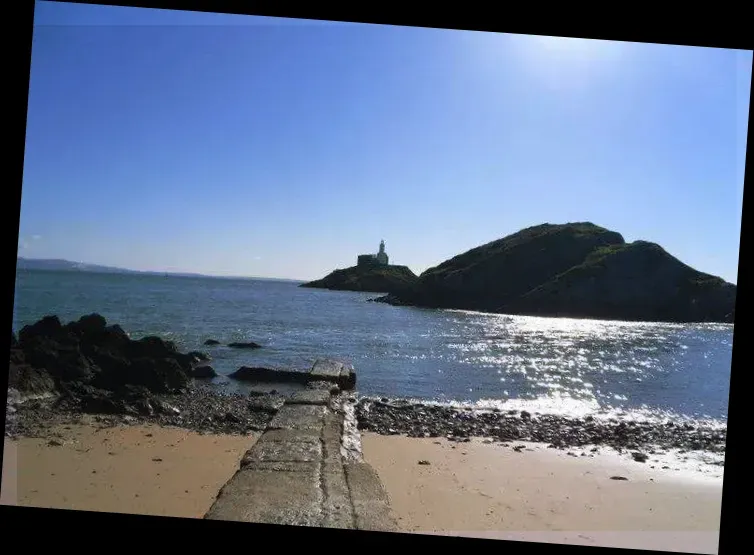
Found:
[300,264,419,294]
[16,257,140,274]
[15,257,297,282]
[372,222,736,323]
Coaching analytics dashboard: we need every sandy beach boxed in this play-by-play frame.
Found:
[1,419,724,553]
[362,434,723,553]
[2,420,257,518]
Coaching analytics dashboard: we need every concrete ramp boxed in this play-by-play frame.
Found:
[228,359,356,391]
[204,365,396,531]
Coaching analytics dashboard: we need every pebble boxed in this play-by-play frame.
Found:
[353,398,726,464]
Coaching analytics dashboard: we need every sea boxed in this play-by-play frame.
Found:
[12,268,733,430]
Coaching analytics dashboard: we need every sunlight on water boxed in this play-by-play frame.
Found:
[428,310,732,424]
[13,270,734,426]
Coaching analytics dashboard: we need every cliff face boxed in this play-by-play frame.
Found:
[379,223,736,323]
[300,264,419,295]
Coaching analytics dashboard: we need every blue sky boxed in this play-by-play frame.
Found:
[19,1,751,282]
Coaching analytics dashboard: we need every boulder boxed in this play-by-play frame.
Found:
[191,364,218,379]
[227,341,263,349]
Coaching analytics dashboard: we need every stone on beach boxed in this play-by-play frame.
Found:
[191,364,218,379]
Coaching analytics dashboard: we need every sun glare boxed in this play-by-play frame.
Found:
[499,33,628,92]
[532,35,595,52]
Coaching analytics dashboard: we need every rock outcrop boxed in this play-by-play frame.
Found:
[8,314,211,414]
[300,264,419,295]
[374,222,736,323]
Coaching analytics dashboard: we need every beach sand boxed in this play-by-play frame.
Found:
[1,421,257,519]
[362,434,723,554]
[1,423,724,553]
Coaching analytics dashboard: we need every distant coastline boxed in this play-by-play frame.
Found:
[15,257,304,284]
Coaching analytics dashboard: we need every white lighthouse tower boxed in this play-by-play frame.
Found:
[376,239,389,265]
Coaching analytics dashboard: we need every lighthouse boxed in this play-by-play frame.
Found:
[376,240,389,265]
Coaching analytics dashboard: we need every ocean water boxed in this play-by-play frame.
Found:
[12,269,733,427]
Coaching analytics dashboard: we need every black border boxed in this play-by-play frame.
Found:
[4,1,750,553]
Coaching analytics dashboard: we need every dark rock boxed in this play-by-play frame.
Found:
[98,357,188,394]
[520,410,532,421]
[203,339,221,346]
[126,336,179,359]
[229,366,309,384]
[71,313,108,336]
[631,452,649,463]
[418,460,431,465]
[188,351,211,362]
[133,398,154,416]
[10,346,26,366]
[248,395,285,413]
[19,336,96,383]
[8,361,56,396]
[227,342,263,349]
[18,315,64,344]
[610,476,629,481]
[191,364,217,379]
[152,399,180,416]
[80,391,131,415]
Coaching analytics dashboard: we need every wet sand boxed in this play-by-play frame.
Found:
[362,434,723,554]
[2,422,257,518]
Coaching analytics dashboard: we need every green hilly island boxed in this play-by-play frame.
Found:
[370,222,736,323]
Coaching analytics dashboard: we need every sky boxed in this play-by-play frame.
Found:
[18,1,751,282]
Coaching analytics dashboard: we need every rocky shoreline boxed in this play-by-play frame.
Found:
[7,387,727,464]
[355,398,726,464]
[6,313,293,439]
[5,384,279,439]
